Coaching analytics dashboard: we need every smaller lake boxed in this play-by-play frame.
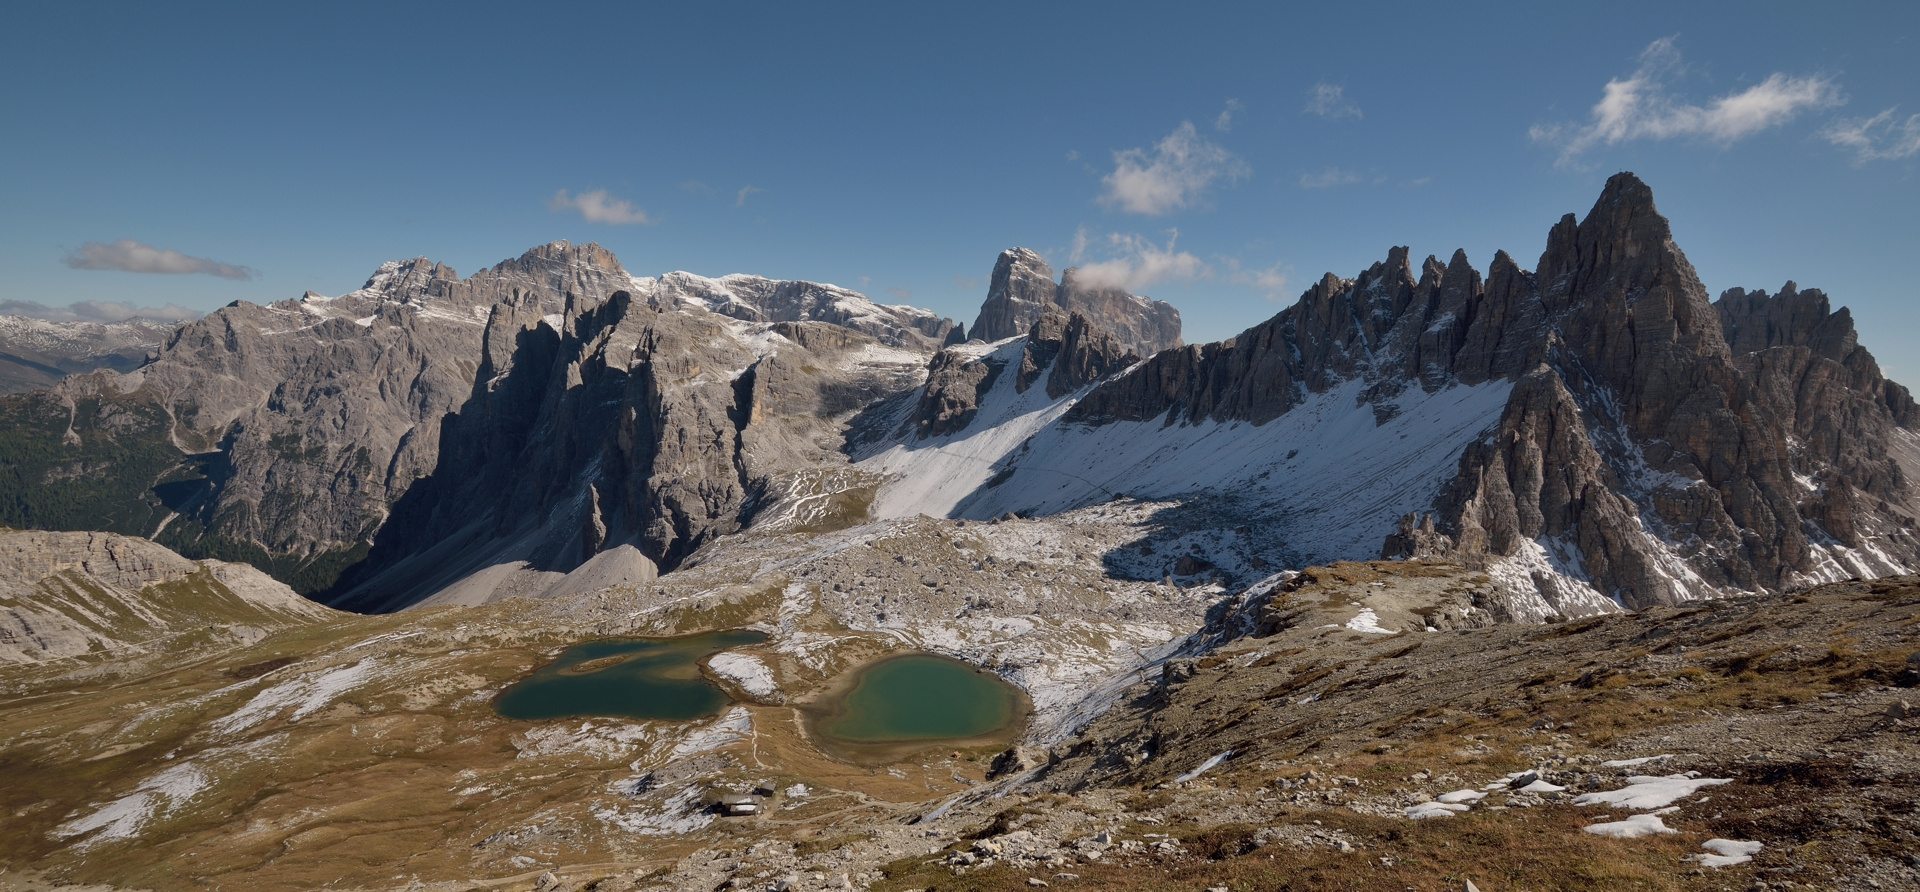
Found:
[807,653,1026,761]
[494,629,768,722]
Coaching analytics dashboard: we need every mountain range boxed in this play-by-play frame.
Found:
[1,172,1909,618]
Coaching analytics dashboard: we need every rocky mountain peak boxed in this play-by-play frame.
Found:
[350,256,461,304]
[971,249,1061,344]
[1013,310,1139,400]
[970,247,1181,358]
[1538,172,1729,363]
[1717,282,1860,361]
[508,240,623,272]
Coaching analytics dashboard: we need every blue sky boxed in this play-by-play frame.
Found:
[4,2,1917,382]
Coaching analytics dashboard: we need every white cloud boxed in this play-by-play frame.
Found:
[735,185,766,207]
[1534,37,1844,166]
[1098,122,1249,216]
[0,299,201,324]
[1824,107,1920,163]
[1303,82,1361,119]
[63,240,255,280]
[1215,99,1243,132]
[547,188,653,225]
[1299,167,1362,189]
[1068,227,1209,292]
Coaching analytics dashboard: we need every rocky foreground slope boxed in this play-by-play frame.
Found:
[2,535,1914,891]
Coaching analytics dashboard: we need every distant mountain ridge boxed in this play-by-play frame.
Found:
[0,314,179,394]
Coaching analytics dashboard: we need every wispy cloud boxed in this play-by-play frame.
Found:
[1098,122,1249,216]
[886,287,912,300]
[953,274,981,292]
[1299,167,1362,189]
[735,185,766,207]
[1215,99,1243,132]
[547,188,654,225]
[680,180,714,195]
[0,298,201,324]
[1069,227,1209,292]
[1824,107,1920,163]
[1303,82,1361,119]
[63,240,255,280]
[1531,37,1843,166]
[1222,258,1293,301]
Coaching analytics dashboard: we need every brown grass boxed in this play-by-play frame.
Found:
[870,806,1723,892]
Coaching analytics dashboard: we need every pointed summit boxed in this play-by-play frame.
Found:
[1538,171,1730,385]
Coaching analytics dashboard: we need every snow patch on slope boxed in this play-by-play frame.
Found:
[858,339,1079,519]
[1486,537,1622,621]
[706,653,777,698]
[944,379,1514,566]
[209,659,378,738]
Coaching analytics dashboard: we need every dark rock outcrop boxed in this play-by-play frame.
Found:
[1014,311,1139,400]
[915,349,1004,439]
[329,280,937,610]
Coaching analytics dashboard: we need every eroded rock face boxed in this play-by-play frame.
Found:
[970,249,1181,357]
[1054,268,1183,359]
[1431,176,1918,614]
[329,281,940,611]
[29,243,626,574]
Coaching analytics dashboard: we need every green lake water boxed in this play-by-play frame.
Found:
[812,653,1023,745]
[493,629,768,722]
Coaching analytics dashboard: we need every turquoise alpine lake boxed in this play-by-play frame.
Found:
[493,629,768,722]
[809,653,1025,753]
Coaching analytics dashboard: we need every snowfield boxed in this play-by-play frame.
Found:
[861,368,1514,572]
